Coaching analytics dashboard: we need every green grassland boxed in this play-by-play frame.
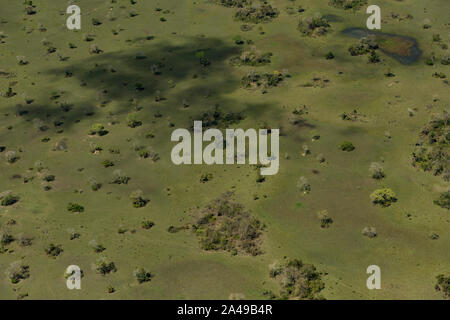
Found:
[0,0,448,299]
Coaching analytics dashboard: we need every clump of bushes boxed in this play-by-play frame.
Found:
[215,0,251,8]
[434,191,450,210]
[370,188,397,207]
[340,141,355,152]
[348,38,378,56]
[7,262,30,284]
[269,259,325,299]
[435,274,450,299]
[234,4,279,24]
[130,190,149,208]
[67,203,84,213]
[192,192,264,256]
[199,105,244,129]
[230,47,272,66]
[95,258,117,275]
[134,268,152,283]
[241,70,286,89]
[297,16,331,37]
[329,0,367,10]
[411,112,449,181]
[45,243,63,257]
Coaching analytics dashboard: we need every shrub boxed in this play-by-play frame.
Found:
[102,160,114,168]
[45,243,63,257]
[95,259,117,275]
[89,44,103,54]
[234,4,279,24]
[297,16,331,37]
[89,177,102,191]
[134,268,152,283]
[317,210,333,228]
[126,113,142,128]
[340,141,355,151]
[297,176,311,194]
[270,259,325,299]
[7,262,30,284]
[325,51,335,59]
[411,112,449,181]
[435,274,450,299]
[348,38,378,56]
[370,188,397,207]
[434,191,450,210]
[329,0,367,10]
[369,162,385,179]
[5,151,19,163]
[193,192,264,256]
[1,194,19,206]
[1,232,14,246]
[89,123,108,136]
[89,240,106,253]
[130,190,149,208]
[141,220,155,229]
[241,70,286,89]
[200,173,213,183]
[215,0,251,8]
[67,203,84,213]
[111,170,130,184]
[362,227,377,238]
[230,48,272,66]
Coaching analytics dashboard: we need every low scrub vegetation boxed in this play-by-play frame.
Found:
[192,192,264,256]
[269,259,325,299]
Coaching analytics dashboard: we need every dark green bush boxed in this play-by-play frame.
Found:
[67,203,84,213]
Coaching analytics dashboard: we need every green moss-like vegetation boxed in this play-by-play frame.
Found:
[412,112,449,181]
[193,192,264,256]
[269,259,325,300]
[370,188,397,207]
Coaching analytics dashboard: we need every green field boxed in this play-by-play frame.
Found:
[0,0,448,300]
